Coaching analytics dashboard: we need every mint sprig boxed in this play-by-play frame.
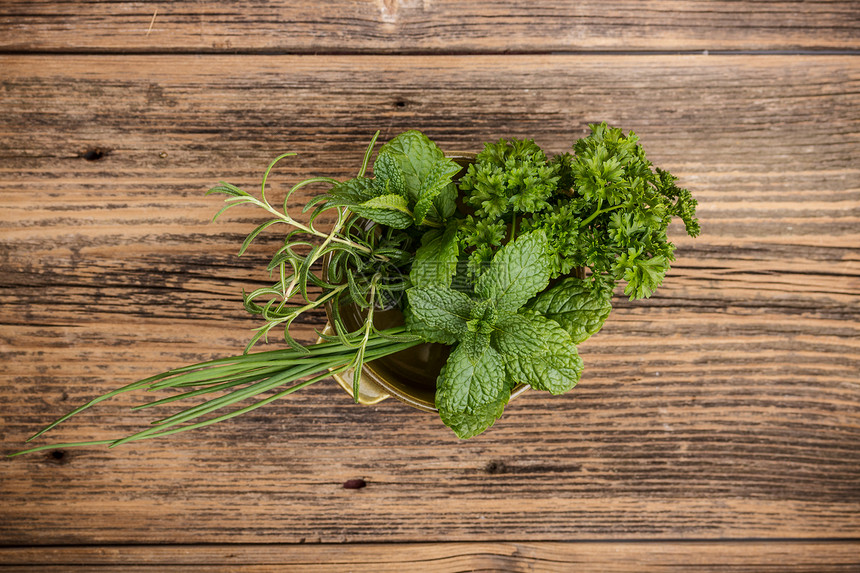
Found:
[406,230,583,439]
[526,277,613,344]
[328,130,461,228]
[435,333,510,440]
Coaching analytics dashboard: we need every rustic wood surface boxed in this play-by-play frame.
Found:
[1,542,860,572]
[2,1,859,53]
[1,2,859,571]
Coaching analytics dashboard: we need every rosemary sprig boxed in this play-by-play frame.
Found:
[207,130,410,355]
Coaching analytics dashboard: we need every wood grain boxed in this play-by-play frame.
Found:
[0,54,858,549]
[2,1,859,53]
[2,542,860,572]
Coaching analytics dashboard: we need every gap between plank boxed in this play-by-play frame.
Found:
[5,537,860,548]
[0,48,858,57]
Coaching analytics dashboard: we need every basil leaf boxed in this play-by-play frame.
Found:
[409,221,460,288]
[405,286,473,344]
[475,230,552,313]
[527,277,613,344]
[435,333,510,439]
[492,311,582,395]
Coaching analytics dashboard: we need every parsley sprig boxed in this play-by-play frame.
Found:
[527,123,700,299]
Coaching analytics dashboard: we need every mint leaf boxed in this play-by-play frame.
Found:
[403,304,457,345]
[466,299,497,337]
[409,221,460,288]
[435,333,510,439]
[373,152,406,197]
[433,182,457,221]
[328,177,377,203]
[349,193,414,229]
[475,230,552,313]
[327,175,413,228]
[378,131,445,201]
[329,132,457,228]
[527,277,612,344]
[413,157,461,224]
[376,131,458,225]
[492,311,582,395]
[360,193,411,212]
[405,286,474,344]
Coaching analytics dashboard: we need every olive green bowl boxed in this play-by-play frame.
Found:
[320,305,531,412]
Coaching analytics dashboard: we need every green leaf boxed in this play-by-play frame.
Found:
[328,177,377,203]
[378,130,446,203]
[433,182,457,220]
[435,333,511,439]
[459,138,557,219]
[207,182,249,198]
[492,311,583,395]
[413,157,461,224]
[402,305,454,345]
[373,152,406,197]
[238,219,283,257]
[409,221,460,288]
[475,230,552,313]
[404,286,473,344]
[614,248,668,300]
[349,193,414,229]
[527,277,613,344]
[360,193,411,213]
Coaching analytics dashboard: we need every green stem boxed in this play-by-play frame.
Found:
[351,278,378,402]
[248,200,375,255]
[116,339,418,448]
[579,203,623,228]
[250,283,349,349]
[12,328,421,456]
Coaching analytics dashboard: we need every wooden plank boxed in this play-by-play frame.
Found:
[2,1,859,53]
[2,542,860,572]
[0,55,858,545]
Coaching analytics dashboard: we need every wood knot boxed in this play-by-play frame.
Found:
[46,449,69,465]
[342,478,367,489]
[484,460,509,474]
[81,147,108,161]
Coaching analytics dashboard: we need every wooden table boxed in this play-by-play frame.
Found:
[1,2,858,571]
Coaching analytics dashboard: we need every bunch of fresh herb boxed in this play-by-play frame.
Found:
[403,124,700,437]
[12,124,698,455]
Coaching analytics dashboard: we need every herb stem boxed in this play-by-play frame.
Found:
[12,328,421,456]
[578,204,623,228]
[237,195,375,255]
